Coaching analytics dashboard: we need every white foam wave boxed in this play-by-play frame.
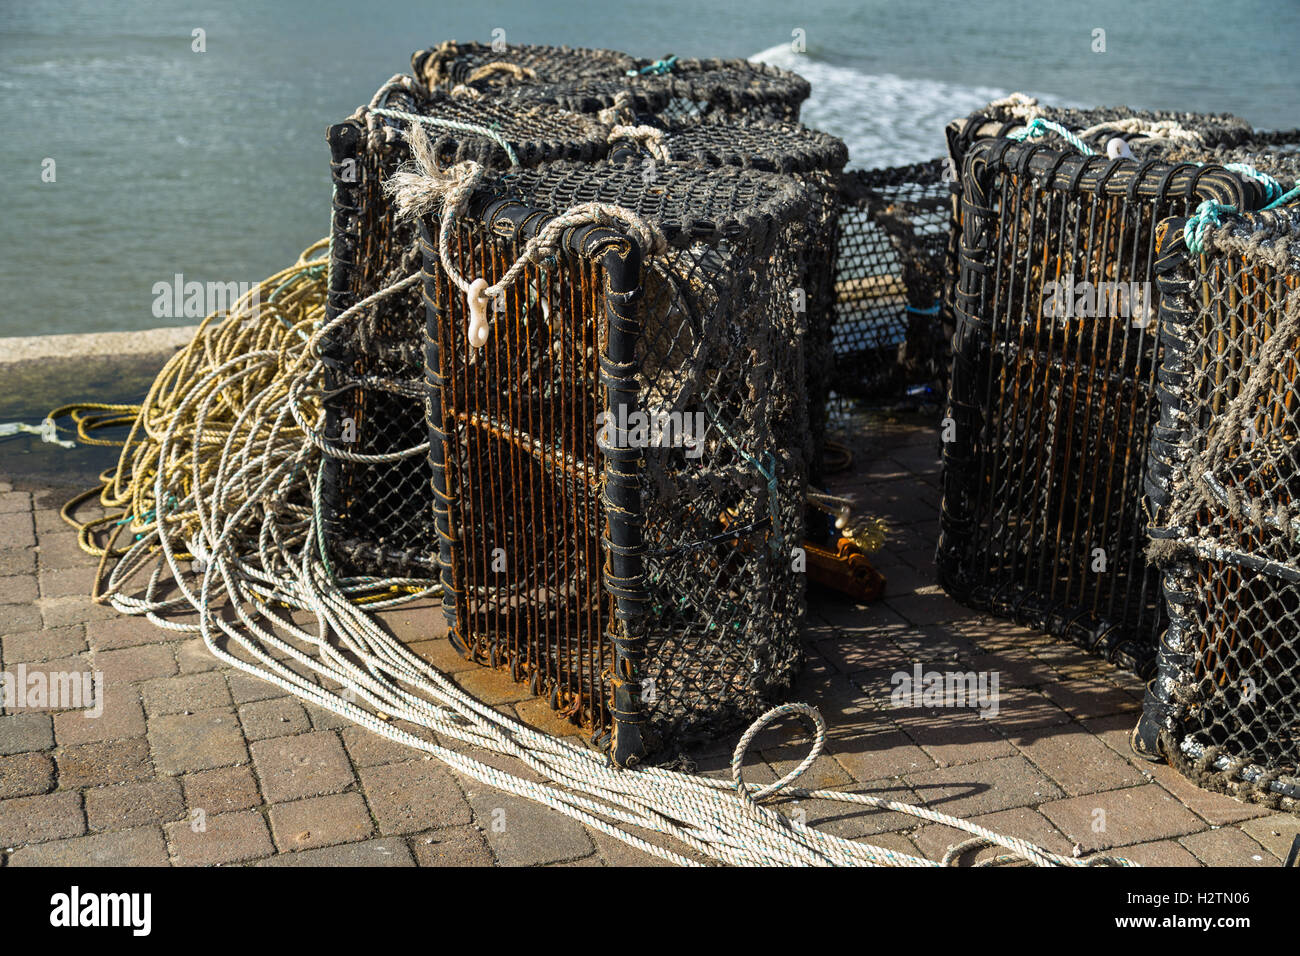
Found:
[750,44,1063,169]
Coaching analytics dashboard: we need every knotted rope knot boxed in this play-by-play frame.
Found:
[596,90,638,126]
[609,123,671,162]
[629,55,677,76]
[1079,117,1205,145]
[988,92,1043,120]
[1184,199,1237,255]
[449,84,483,100]
[388,120,668,349]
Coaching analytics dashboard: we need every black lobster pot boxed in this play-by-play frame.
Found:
[420,159,816,765]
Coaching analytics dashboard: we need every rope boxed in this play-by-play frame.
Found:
[0,418,75,448]
[629,55,676,76]
[987,92,1043,120]
[609,123,671,162]
[1183,199,1238,255]
[1008,117,1095,156]
[1078,116,1205,145]
[367,106,521,169]
[596,90,638,126]
[385,120,668,348]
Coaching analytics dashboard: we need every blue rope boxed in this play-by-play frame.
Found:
[905,301,941,316]
[629,55,677,76]
[1224,163,1287,205]
[1264,183,1300,210]
[1184,199,1238,255]
[1007,117,1096,156]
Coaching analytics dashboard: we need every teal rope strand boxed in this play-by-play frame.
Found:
[1264,183,1300,210]
[1183,199,1237,255]
[629,55,677,76]
[1008,117,1096,156]
[369,107,521,168]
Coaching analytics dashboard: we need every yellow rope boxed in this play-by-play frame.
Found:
[55,240,331,584]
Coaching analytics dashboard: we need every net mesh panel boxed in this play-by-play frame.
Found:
[411,40,640,90]
[831,160,952,400]
[942,102,1258,331]
[1137,208,1300,808]
[938,137,1263,675]
[322,84,611,577]
[610,117,848,476]
[423,160,813,765]
[487,57,810,124]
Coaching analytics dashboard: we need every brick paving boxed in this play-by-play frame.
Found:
[0,417,1296,867]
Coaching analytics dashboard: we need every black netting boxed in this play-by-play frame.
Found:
[490,56,809,124]
[1137,207,1300,808]
[938,137,1276,676]
[322,82,611,578]
[830,160,952,401]
[411,40,640,91]
[422,159,814,765]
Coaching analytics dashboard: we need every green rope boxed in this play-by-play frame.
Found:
[1264,183,1300,210]
[629,55,677,76]
[1184,199,1237,255]
[369,106,521,168]
[1008,117,1095,155]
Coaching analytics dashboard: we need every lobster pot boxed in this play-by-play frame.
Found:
[321,86,610,577]
[830,160,952,400]
[608,117,848,475]
[937,138,1269,675]
[1134,208,1300,808]
[421,161,814,765]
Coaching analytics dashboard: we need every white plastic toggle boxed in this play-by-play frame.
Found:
[835,505,850,531]
[466,277,491,349]
[1106,137,1133,160]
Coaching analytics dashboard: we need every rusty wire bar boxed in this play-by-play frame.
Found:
[422,159,814,765]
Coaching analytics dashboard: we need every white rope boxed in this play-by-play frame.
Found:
[92,266,1136,868]
[1077,116,1205,145]
[609,123,671,162]
[0,418,75,449]
[384,120,668,349]
[988,92,1043,121]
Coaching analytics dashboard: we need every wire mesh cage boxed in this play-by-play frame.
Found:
[830,159,953,401]
[420,159,815,765]
[937,136,1271,675]
[1134,207,1300,808]
[322,84,612,577]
